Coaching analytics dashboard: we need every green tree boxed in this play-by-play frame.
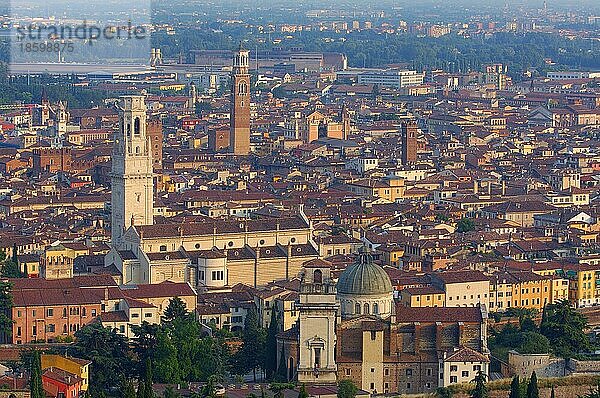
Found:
[201,375,217,398]
[11,243,18,266]
[470,371,488,398]
[298,384,309,398]
[163,297,189,323]
[0,281,13,343]
[153,330,180,383]
[509,376,520,398]
[237,307,266,381]
[337,379,358,398]
[550,385,555,398]
[1,247,23,278]
[122,379,137,398]
[132,322,163,364]
[265,309,279,380]
[72,323,134,396]
[457,217,476,233]
[435,387,453,398]
[540,300,593,358]
[137,382,146,398]
[526,372,539,398]
[30,351,44,398]
[163,386,181,398]
[143,358,155,398]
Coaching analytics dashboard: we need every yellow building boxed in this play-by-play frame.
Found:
[41,242,89,279]
[346,177,406,202]
[378,244,405,268]
[560,264,599,308]
[41,354,91,391]
[489,270,564,312]
[397,286,446,308]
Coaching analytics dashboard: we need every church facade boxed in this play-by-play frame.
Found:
[278,253,489,395]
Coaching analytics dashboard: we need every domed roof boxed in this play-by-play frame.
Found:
[337,251,393,296]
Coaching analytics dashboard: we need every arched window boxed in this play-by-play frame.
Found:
[288,357,294,381]
[134,117,141,135]
[373,303,379,314]
[135,146,140,154]
[313,269,322,284]
[238,82,247,95]
[355,303,361,315]
[126,123,131,137]
[364,303,370,315]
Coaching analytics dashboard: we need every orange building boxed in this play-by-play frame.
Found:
[11,286,101,344]
[42,368,83,398]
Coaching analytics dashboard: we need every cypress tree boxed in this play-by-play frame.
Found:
[265,309,279,379]
[11,243,18,266]
[550,386,555,398]
[144,358,154,398]
[509,376,520,398]
[30,351,45,398]
[470,371,488,398]
[122,379,136,398]
[527,372,539,398]
[136,381,146,398]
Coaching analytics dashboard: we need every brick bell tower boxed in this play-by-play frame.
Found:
[230,43,251,155]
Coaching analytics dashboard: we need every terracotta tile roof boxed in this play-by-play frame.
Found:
[123,281,196,299]
[395,305,483,323]
[136,216,308,239]
[12,288,101,307]
[99,311,129,322]
[433,270,490,284]
[445,346,489,363]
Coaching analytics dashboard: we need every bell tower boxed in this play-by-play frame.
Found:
[297,261,338,383]
[111,95,154,247]
[230,44,251,155]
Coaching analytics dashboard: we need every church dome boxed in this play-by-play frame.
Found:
[337,251,393,296]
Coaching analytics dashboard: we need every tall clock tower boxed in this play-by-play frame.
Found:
[111,95,154,247]
[230,44,251,155]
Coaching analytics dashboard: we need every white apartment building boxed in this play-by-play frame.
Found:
[357,69,425,88]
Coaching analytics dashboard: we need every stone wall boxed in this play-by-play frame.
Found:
[568,358,600,374]
[508,351,566,378]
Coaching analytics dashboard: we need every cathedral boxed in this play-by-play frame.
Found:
[106,95,319,288]
[278,252,489,395]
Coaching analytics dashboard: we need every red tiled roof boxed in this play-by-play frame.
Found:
[395,305,483,323]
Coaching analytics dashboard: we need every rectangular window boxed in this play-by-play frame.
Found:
[132,313,139,318]
[47,324,55,333]
[47,308,53,317]
[345,369,351,376]
[384,368,389,376]
[314,347,321,368]
[144,313,152,318]
[450,376,457,383]
[462,371,469,377]
[450,365,457,372]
